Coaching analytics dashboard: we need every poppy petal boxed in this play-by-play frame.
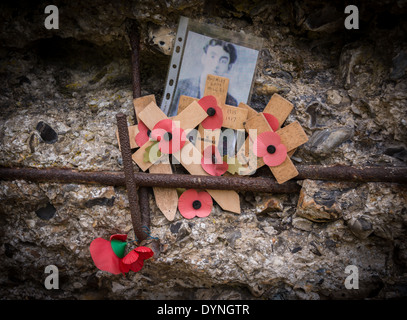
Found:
[119,261,131,274]
[153,119,173,133]
[253,135,268,157]
[198,95,218,111]
[198,96,223,130]
[129,259,145,273]
[215,162,229,176]
[201,145,228,176]
[258,131,281,148]
[135,121,150,147]
[195,191,213,218]
[135,246,154,261]
[90,238,122,274]
[110,234,128,242]
[168,126,186,154]
[201,106,223,130]
[178,189,199,219]
[254,131,282,157]
[151,119,186,154]
[122,249,139,265]
[263,143,287,167]
[151,119,173,142]
[263,113,279,131]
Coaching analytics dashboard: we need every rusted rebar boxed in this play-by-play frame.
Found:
[116,113,146,242]
[296,165,407,182]
[127,19,151,232]
[127,20,142,100]
[1,165,406,191]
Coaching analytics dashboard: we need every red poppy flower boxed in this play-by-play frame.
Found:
[178,189,213,219]
[89,234,153,275]
[198,95,223,129]
[253,131,287,167]
[150,119,186,154]
[135,121,151,147]
[201,145,228,176]
[263,113,279,131]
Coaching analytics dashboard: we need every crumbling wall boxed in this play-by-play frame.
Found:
[0,0,406,299]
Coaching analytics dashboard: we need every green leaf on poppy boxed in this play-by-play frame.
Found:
[110,239,127,258]
[226,156,243,175]
[143,141,161,163]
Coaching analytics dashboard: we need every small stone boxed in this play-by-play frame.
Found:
[112,281,126,293]
[296,180,342,222]
[291,246,302,253]
[302,5,342,33]
[347,216,373,239]
[35,202,56,220]
[28,132,41,153]
[255,196,283,215]
[307,127,354,157]
[36,121,58,144]
[255,83,280,95]
[148,26,175,55]
[292,216,313,231]
[390,51,407,80]
[326,89,342,105]
[384,147,407,163]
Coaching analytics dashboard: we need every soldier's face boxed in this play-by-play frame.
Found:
[201,45,231,76]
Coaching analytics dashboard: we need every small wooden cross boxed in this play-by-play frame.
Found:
[237,94,309,184]
[176,75,250,153]
[177,74,249,129]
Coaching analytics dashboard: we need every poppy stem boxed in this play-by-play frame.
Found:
[142,226,159,241]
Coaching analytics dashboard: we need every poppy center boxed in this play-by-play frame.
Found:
[192,200,202,210]
[267,145,276,154]
[207,107,216,116]
[163,132,172,141]
[147,129,151,138]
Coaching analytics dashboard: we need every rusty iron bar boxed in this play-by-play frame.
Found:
[127,19,151,232]
[296,165,407,183]
[0,167,299,192]
[1,165,406,191]
[128,20,142,100]
[116,113,146,242]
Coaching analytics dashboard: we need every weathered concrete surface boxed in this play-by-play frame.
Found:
[1,0,407,299]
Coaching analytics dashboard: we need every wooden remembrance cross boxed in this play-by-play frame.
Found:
[237,94,309,183]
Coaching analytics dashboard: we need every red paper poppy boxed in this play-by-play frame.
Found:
[178,189,213,219]
[150,119,186,154]
[135,121,150,147]
[263,113,279,131]
[201,145,228,176]
[89,234,153,275]
[253,131,287,167]
[198,95,223,129]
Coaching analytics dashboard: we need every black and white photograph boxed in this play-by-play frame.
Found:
[161,16,263,116]
[169,32,259,115]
